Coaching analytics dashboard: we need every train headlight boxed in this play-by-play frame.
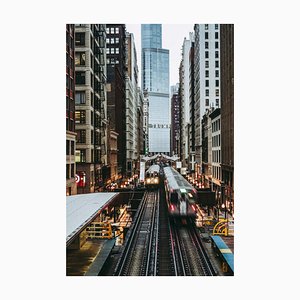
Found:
[154,178,158,183]
[146,178,150,183]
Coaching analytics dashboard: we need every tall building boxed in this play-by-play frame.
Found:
[142,90,149,155]
[106,24,127,178]
[220,24,234,214]
[125,32,139,176]
[74,24,107,193]
[170,84,180,155]
[179,33,194,167]
[194,24,220,174]
[141,24,170,155]
[66,24,77,195]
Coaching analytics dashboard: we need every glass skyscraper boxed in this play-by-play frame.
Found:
[141,24,170,154]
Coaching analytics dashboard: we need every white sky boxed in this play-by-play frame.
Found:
[126,24,194,87]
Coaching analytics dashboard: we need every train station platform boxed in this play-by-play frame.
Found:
[66,192,119,246]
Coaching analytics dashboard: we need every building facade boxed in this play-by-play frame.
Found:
[180,34,194,168]
[220,24,234,214]
[66,24,77,196]
[141,24,170,155]
[125,32,139,176]
[74,24,107,193]
[106,24,127,178]
[170,84,180,156]
[194,24,221,174]
[210,108,221,195]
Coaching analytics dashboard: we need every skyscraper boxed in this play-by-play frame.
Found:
[141,24,170,154]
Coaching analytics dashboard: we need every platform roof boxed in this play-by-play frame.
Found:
[66,192,118,245]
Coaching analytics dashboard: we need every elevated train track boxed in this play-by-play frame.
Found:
[113,181,216,275]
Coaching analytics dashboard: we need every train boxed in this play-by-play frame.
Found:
[163,166,197,218]
[144,164,160,189]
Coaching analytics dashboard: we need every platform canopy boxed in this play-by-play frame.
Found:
[66,192,118,244]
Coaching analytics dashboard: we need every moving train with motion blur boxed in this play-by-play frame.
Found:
[163,166,197,218]
[145,164,160,189]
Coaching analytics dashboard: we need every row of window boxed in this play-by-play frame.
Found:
[212,165,221,180]
[106,47,119,54]
[66,163,75,179]
[205,70,219,77]
[66,140,75,155]
[205,32,219,39]
[106,37,120,44]
[205,24,219,30]
[205,79,219,87]
[205,60,219,68]
[107,58,120,65]
[205,99,219,107]
[212,150,221,163]
[106,27,120,34]
[212,118,221,132]
[205,89,219,97]
[205,41,219,49]
[212,134,221,147]
[205,51,219,59]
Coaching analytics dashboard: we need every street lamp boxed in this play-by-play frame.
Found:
[221,203,227,219]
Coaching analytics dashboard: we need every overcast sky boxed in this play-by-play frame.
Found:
[126,24,194,88]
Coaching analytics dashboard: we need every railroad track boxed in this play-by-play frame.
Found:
[171,218,216,276]
[113,191,159,276]
[113,188,216,276]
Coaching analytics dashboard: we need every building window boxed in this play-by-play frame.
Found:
[205,42,209,49]
[66,140,70,155]
[205,89,209,96]
[205,70,209,77]
[80,149,86,162]
[115,27,119,34]
[205,80,209,87]
[215,70,219,77]
[215,60,219,68]
[205,32,209,39]
[71,164,75,178]
[205,51,209,59]
[106,28,109,34]
[115,48,119,54]
[111,27,115,34]
[205,99,209,106]
[75,71,85,84]
[71,141,74,155]
[66,164,70,179]
[216,80,219,87]
[215,24,219,30]
[75,32,85,46]
[76,130,86,143]
[110,38,114,44]
[205,24,209,30]
[75,110,86,124]
[75,52,86,66]
[216,99,219,107]
[75,91,86,104]
[215,41,219,48]
[205,60,209,68]
[106,38,110,44]
[215,32,219,39]
[111,48,115,54]
[115,37,119,44]
[106,48,110,54]
[215,51,219,58]
[216,89,219,97]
